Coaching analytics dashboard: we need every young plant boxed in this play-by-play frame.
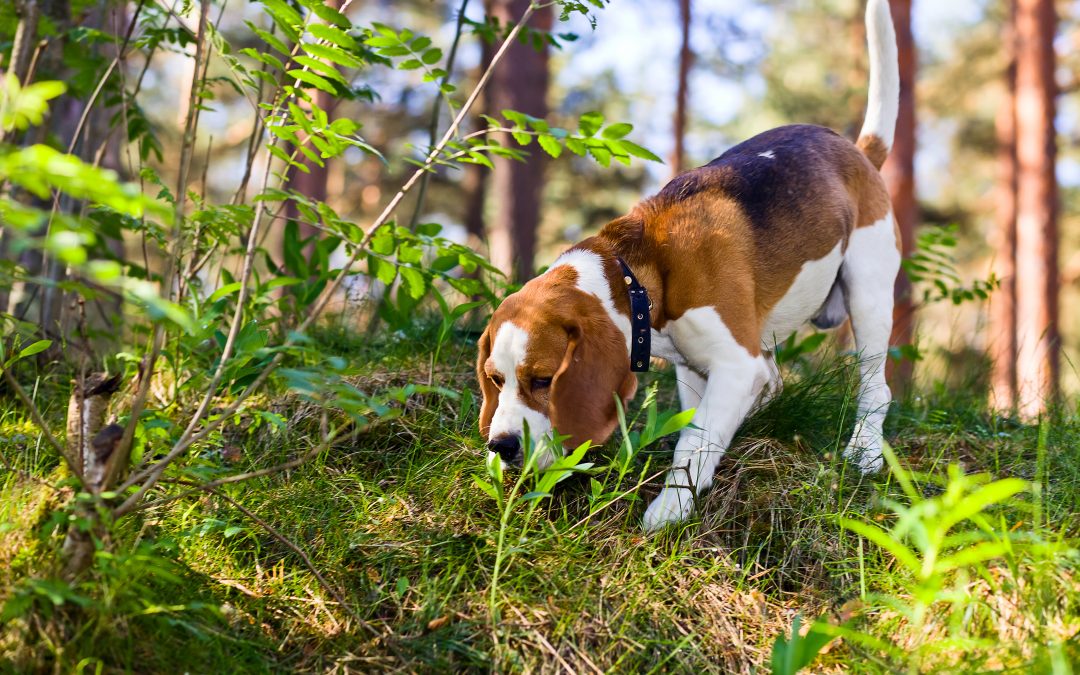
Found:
[473,426,593,624]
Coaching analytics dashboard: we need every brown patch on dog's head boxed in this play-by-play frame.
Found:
[476,265,636,454]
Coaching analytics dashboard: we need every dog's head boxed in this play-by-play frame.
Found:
[476,268,637,469]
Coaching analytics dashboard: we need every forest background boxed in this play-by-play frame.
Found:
[0,0,1078,672]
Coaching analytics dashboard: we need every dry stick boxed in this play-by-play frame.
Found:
[114,3,539,515]
[107,0,212,491]
[193,483,378,636]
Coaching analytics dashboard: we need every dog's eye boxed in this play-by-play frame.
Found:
[489,374,504,390]
[532,377,552,390]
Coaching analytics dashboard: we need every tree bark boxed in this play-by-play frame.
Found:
[880,0,916,394]
[671,0,692,176]
[284,0,341,255]
[1014,0,1058,417]
[486,0,551,282]
[990,1,1018,413]
[463,31,494,246]
[284,89,333,248]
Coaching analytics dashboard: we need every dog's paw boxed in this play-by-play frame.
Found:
[843,433,884,474]
[642,487,694,531]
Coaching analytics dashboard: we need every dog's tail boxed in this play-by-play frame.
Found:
[856,0,899,170]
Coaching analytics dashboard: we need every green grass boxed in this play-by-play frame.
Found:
[1,322,1078,673]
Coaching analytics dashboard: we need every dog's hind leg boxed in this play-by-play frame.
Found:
[840,214,901,473]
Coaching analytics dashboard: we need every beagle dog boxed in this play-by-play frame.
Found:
[477,0,900,530]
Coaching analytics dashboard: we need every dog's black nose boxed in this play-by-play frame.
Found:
[488,435,522,464]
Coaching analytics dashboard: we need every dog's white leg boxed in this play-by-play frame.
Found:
[644,309,769,530]
[756,353,783,409]
[840,215,901,473]
[675,363,706,411]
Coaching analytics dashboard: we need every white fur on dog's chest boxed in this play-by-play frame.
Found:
[760,242,844,348]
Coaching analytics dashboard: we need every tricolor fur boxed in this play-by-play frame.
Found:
[476,0,901,530]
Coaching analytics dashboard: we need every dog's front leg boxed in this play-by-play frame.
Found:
[643,351,769,531]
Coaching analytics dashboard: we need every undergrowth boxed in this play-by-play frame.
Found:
[1,318,1078,673]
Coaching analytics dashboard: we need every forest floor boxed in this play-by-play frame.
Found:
[1,319,1078,673]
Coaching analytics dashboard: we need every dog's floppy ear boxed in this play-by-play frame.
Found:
[550,315,637,449]
[476,326,499,437]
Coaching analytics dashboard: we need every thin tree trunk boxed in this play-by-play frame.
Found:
[284,0,341,254]
[284,89,333,246]
[881,0,916,394]
[671,0,692,176]
[990,0,1018,413]
[1014,0,1058,417]
[463,32,495,247]
[487,0,551,282]
[0,0,43,313]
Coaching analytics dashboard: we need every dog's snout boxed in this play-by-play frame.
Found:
[488,435,522,464]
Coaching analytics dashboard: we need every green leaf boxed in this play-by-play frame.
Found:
[287,69,337,94]
[838,517,922,573]
[935,540,1011,573]
[18,339,52,359]
[421,48,443,65]
[537,134,562,158]
[292,55,347,83]
[621,140,662,162]
[655,408,695,438]
[302,42,363,68]
[208,282,243,303]
[770,614,837,675]
[578,111,604,137]
[249,25,292,55]
[399,267,426,299]
[473,475,498,501]
[565,137,586,156]
[308,1,351,27]
[309,23,358,50]
[520,491,552,502]
[601,122,633,139]
[939,478,1028,532]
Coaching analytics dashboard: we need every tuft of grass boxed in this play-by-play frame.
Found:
[1,321,1077,672]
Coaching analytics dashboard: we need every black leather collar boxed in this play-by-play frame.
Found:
[616,257,652,372]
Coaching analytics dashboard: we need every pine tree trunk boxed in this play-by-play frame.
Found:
[463,33,494,246]
[880,0,916,393]
[1014,0,1058,417]
[486,0,551,282]
[671,0,692,176]
[990,0,1018,413]
[284,87,333,248]
[284,0,341,255]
